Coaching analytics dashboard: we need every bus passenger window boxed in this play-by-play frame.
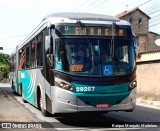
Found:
[10,56,15,72]
[18,49,25,70]
[25,46,30,68]
[30,40,36,68]
[37,33,43,66]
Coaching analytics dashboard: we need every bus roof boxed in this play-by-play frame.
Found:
[43,12,120,22]
[16,13,131,52]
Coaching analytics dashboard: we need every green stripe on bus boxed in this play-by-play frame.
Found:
[72,82,131,107]
[20,70,35,105]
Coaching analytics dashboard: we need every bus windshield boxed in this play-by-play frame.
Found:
[55,38,135,76]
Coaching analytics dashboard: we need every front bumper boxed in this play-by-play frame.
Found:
[52,87,136,113]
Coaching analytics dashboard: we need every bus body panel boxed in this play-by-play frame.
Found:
[19,69,36,105]
[52,86,78,113]
[10,71,18,92]
[76,87,136,112]
[19,68,51,111]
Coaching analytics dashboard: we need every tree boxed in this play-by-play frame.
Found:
[0,53,10,79]
[0,53,10,65]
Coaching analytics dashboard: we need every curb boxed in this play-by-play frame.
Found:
[0,80,9,83]
[136,101,160,110]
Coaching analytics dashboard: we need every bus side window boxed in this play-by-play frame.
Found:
[10,56,15,72]
[14,55,16,71]
[18,50,21,69]
[18,48,25,70]
[25,45,30,69]
[37,33,43,67]
[30,39,36,68]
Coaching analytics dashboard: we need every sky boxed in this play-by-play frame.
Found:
[0,0,159,54]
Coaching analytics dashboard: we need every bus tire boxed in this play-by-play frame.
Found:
[11,80,14,90]
[21,84,27,103]
[12,80,17,95]
[39,92,51,117]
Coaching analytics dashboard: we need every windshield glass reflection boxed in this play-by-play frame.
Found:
[55,38,135,76]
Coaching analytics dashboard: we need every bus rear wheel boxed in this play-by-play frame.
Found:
[11,80,16,94]
[21,84,27,103]
[11,80,14,89]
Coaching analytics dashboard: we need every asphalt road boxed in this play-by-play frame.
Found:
[0,83,160,131]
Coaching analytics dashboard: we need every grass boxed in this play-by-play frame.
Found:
[140,100,147,104]
[152,96,160,101]
[142,95,148,100]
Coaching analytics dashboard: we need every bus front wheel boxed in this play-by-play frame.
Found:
[39,92,51,117]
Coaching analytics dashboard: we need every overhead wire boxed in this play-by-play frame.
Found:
[71,0,100,12]
[78,0,101,12]
[138,0,153,7]
[116,0,160,33]
[82,0,109,13]
[73,0,159,33]
[71,0,159,33]
[73,0,160,33]
[71,0,90,12]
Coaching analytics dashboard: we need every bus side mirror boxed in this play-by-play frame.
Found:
[45,36,51,54]
[45,35,53,54]
[133,36,139,56]
[45,35,54,68]
[47,54,54,68]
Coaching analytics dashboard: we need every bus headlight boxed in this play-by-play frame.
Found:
[58,82,75,92]
[55,77,75,92]
[129,79,137,90]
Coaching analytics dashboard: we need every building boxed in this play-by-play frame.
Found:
[116,7,160,98]
[116,7,151,53]
[136,50,160,63]
[147,31,160,52]
[136,50,160,97]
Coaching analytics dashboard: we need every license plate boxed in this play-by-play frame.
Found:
[96,103,110,108]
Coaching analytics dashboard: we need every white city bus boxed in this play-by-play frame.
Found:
[10,13,137,116]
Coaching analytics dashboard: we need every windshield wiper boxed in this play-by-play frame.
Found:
[77,20,95,67]
[109,22,116,61]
